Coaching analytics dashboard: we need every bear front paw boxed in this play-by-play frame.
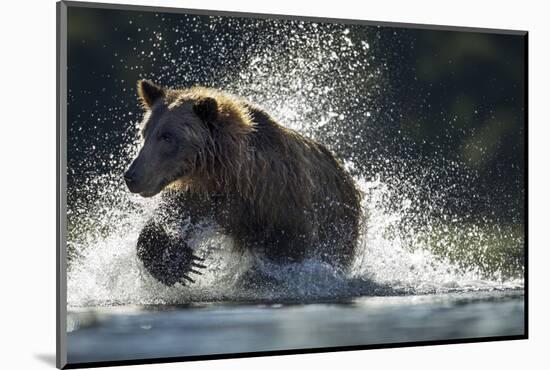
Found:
[136,222,207,286]
[154,242,206,286]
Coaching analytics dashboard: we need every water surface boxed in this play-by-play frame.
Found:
[67,290,524,363]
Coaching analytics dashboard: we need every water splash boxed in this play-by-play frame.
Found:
[67,170,523,307]
[67,14,523,307]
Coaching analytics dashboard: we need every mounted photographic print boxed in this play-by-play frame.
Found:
[56,1,528,368]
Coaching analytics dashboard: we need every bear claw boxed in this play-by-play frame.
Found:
[178,254,206,285]
[181,275,195,284]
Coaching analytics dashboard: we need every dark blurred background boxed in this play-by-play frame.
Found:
[67,6,526,226]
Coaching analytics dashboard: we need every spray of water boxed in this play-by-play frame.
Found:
[67,15,523,307]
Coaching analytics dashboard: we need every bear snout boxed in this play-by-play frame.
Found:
[123,169,140,192]
[123,170,136,183]
[124,167,162,197]
[124,169,137,182]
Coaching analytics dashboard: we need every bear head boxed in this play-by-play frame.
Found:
[124,80,223,197]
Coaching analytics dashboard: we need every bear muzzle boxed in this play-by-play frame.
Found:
[124,168,149,194]
[123,169,165,197]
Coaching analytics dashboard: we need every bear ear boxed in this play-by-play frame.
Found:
[137,80,165,109]
[193,97,218,123]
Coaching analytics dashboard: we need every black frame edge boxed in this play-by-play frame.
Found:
[523,32,529,339]
[61,0,527,35]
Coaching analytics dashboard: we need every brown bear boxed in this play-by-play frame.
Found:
[124,80,362,286]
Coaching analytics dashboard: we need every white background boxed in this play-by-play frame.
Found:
[0,0,547,368]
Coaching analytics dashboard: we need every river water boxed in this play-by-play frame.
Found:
[67,290,524,363]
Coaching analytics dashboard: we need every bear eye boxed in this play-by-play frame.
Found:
[159,132,174,143]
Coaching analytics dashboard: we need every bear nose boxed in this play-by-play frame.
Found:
[124,170,137,184]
